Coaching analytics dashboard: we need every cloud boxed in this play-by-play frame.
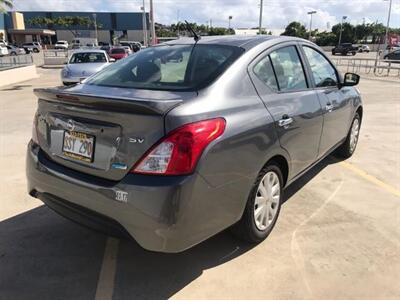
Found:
[11,0,400,30]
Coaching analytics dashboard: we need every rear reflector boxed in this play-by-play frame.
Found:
[131,118,226,175]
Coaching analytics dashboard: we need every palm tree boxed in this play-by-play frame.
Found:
[0,0,13,13]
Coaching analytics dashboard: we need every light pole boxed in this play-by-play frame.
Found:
[177,9,180,37]
[259,0,263,35]
[228,16,232,32]
[141,1,148,47]
[150,0,156,45]
[383,0,393,55]
[338,15,347,45]
[92,13,98,44]
[307,11,316,40]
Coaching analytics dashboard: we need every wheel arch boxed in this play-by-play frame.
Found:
[356,105,363,121]
[264,155,289,187]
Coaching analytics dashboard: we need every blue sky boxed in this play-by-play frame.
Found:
[10,0,400,30]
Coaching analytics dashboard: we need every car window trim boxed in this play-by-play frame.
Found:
[249,42,310,94]
[299,43,341,91]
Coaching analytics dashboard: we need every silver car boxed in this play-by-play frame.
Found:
[61,49,115,85]
[27,36,362,252]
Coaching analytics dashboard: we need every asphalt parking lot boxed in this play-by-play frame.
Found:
[0,67,399,300]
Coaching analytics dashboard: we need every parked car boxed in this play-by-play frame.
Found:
[332,43,358,55]
[6,45,25,56]
[122,46,133,55]
[358,44,370,53]
[27,36,362,253]
[383,49,400,62]
[22,42,41,53]
[100,45,111,54]
[0,44,9,56]
[109,47,129,60]
[55,40,69,50]
[71,37,98,48]
[120,41,142,53]
[61,49,115,85]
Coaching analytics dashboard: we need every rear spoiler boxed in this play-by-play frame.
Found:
[34,88,184,115]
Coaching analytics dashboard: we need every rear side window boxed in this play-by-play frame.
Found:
[303,46,338,87]
[269,46,308,92]
[253,55,278,91]
[86,44,243,91]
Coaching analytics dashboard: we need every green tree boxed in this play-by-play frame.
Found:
[0,0,12,13]
[331,22,355,44]
[281,22,307,38]
[315,31,337,46]
[28,16,101,37]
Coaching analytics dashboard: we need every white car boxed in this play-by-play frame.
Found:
[55,40,69,50]
[0,45,9,56]
[358,45,370,53]
[61,49,115,85]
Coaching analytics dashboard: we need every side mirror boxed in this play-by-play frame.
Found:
[342,72,360,87]
[109,58,116,62]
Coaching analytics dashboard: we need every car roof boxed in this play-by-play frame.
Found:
[162,35,301,51]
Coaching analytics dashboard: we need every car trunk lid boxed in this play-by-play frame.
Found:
[34,84,196,181]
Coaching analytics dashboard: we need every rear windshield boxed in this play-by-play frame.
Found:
[69,52,107,63]
[85,44,244,91]
[111,48,126,54]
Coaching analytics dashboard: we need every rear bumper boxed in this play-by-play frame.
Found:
[26,141,219,253]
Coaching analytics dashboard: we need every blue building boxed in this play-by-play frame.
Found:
[5,11,149,45]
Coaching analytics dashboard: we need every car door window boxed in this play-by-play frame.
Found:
[269,46,308,92]
[253,55,279,91]
[303,46,338,88]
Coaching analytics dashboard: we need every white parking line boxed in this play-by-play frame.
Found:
[290,179,344,298]
[95,237,120,300]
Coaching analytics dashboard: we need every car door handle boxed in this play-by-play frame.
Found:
[326,103,334,112]
[278,116,293,128]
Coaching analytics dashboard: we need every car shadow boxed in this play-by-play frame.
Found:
[283,155,344,203]
[0,155,344,300]
[0,206,254,300]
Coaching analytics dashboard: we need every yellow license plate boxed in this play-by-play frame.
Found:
[62,131,95,162]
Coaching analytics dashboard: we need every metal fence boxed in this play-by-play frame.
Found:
[331,57,400,77]
[0,54,34,71]
[43,49,69,66]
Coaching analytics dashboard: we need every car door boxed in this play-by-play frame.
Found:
[300,45,353,158]
[249,44,324,177]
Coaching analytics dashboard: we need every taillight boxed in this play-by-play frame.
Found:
[132,118,226,175]
[32,112,39,144]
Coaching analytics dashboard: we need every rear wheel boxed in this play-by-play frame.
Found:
[232,163,283,243]
[336,113,361,158]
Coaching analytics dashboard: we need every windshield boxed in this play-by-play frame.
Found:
[86,44,243,91]
[111,48,126,54]
[69,52,107,64]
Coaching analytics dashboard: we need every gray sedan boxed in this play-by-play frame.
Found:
[61,49,115,85]
[27,36,362,252]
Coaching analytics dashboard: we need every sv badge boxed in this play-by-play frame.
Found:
[129,138,145,144]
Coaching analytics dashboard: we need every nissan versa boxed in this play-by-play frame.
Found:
[26,36,362,253]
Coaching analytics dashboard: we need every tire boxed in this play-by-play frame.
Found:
[231,163,283,243]
[335,113,361,158]
[33,48,39,53]
[352,52,356,56]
